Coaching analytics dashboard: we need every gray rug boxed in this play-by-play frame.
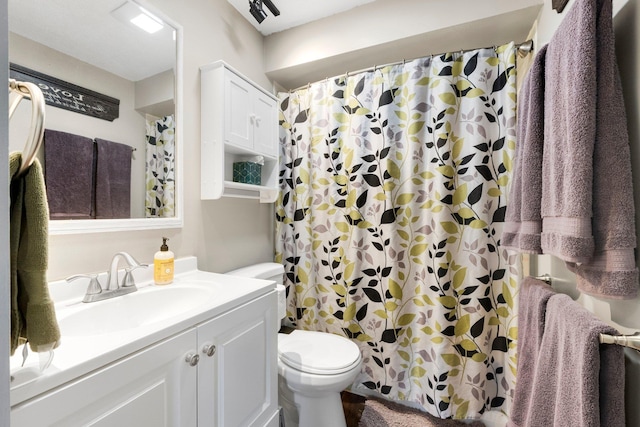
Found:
[358,398,485,427]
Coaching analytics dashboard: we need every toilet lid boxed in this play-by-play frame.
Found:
[278,330,361,375]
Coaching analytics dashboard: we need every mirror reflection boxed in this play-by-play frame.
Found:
[8,0,178,221]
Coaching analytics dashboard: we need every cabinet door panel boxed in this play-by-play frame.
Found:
[225,72,253,150]
[252,91,277,157]
[198,292,278,427]
[11,329,197,427]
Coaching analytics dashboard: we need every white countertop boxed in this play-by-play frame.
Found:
[10,256,275,407]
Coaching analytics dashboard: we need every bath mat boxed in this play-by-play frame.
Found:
[358,397,485,427]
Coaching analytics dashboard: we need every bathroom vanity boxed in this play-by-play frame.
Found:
[9,257,279,427]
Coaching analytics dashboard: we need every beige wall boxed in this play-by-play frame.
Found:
[45,0,276,280]
[264,0,543,89]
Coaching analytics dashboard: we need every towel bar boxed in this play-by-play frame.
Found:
[533,274,552,285]
[599,333,640,350]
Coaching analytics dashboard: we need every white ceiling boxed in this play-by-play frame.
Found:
[8,0,176,82]
[227,0,377,35]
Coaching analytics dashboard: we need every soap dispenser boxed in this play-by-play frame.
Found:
[154,237,174,285]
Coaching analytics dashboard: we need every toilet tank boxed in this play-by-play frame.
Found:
[226,263,287,325]
[226,262,285,284]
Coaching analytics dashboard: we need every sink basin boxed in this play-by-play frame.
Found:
[58,285,215,336]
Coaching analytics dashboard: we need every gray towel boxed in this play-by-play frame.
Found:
[513,294,625,427]
[542,0,637,298]
[503,45,547,253]
[43,129,95,219]
[95,138,132,219]
[507,277,556,427]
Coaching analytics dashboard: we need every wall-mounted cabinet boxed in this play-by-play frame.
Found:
[201,61,279,202]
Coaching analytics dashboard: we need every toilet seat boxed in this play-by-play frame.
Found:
[278,330,361,375]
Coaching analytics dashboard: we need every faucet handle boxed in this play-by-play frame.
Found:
[66,274,102,298]
[122,264,149,288]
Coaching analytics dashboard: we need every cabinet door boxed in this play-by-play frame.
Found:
[252,91,278,157]
[11,329,198,427]
[224,71,253,150]
[198,292,278,427]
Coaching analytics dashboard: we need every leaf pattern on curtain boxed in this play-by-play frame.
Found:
[276,43,518,419]
[145,115,175,218]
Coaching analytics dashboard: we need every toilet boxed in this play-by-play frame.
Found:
[227,263,363,427]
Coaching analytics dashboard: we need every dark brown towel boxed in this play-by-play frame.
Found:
[507,277,556,427]
[513,294,625,427]
[503,45,547,253]
[358,396,485,427]
[43,129,95,219]
[9,153,60,354]
[542,0,637,298]
[95,138,132,219]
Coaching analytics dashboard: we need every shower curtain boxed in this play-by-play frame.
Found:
[276,43,518,419]
[145,114,175,218]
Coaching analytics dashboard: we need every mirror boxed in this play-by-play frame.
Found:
[8,0,183,234]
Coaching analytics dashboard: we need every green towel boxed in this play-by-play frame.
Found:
[10,153,60,355]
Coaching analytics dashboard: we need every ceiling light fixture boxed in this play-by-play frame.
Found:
[130,12,164,33]
[111,1,165,34]
[249,0,280,24]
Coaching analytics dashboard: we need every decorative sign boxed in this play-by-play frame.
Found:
[9,63,120,122]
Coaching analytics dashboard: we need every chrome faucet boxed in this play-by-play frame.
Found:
[67,252,148,303]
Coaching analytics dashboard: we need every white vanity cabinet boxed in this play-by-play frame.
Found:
[197,290,279,427]
[11,329,198,426]
[10,289,278,427]
[201,60,279,202]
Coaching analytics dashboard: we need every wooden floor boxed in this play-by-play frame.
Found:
[341,391,367,427]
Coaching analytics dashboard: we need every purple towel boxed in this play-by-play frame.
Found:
[95,138,132,219]
[512,293,625,427]
[541,0,637,298]
[507,277,556,427]
[43,129,95,219]
[503,45,547,253]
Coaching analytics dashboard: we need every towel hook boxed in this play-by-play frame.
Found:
[8,79,46,177]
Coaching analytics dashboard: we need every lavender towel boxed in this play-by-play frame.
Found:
[43,129,95,219]
[503,45,547,254]
[95,138,132,219]
[542,0,638,298]
[507,277,556,427]
[511,294,625,427]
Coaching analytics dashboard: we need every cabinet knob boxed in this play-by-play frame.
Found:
[202,344,216,357]
[249,114,256,124]
[255,116,261,126]
[185,353,200,367]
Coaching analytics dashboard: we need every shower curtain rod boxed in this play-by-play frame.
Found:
[289,39,534,93]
